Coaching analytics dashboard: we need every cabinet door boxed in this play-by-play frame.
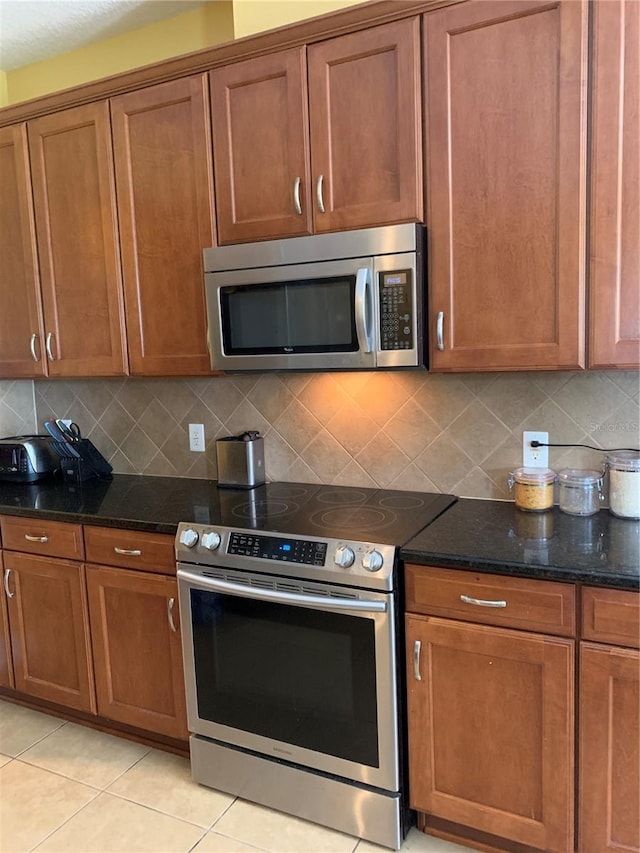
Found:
[4,552,94,712]
[589,0,640,368]
[308,18,422,233]
[425,0,587,371]
[406,614,574,853]
[111,77,215,375]
[0,551,14,688]
[28,102,127,376]
[210,48,312,244]
[0,124,46,379]
[579,642,640,853]
[86,565,187,740]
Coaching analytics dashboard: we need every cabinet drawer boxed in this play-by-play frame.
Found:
[582,586,640,649]
[0,515,84,560]
[84,525,175,574]
[405,565,576,636]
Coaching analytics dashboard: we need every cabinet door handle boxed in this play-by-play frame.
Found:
[114,547,142,556]
[30,333,41,362]
[293,176,302,215]
[4,569,14,599]
[25,534,49,543]
[413,639,422,681]
[316,174,325,214]
[436,312,445,351]
[45,332,57,361]
[460,594,507,608]
[167,597,177,633]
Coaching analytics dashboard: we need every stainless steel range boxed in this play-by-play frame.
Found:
[175,482,455,849]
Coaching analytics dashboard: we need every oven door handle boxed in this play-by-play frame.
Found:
[177,568,387,613]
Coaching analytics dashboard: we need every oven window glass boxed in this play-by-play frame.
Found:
[190,590,379,767]
[220,276,357,354]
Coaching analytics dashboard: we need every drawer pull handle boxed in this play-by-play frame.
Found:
[30,333,41,362]
[316,174,325,213]
[293,176,302,215]
[25,534,49,543]
[436,311,445,350]
[460,594,507,608]
[114,547,142,556]
[4,569,14,599]
[167,597,177,633]
[413,640,422,681]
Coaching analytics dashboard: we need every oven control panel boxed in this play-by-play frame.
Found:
[228,532,327,566]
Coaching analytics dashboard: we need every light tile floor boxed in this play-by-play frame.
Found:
[0,700,474,853]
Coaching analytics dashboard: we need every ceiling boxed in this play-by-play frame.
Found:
[0,0,207,71]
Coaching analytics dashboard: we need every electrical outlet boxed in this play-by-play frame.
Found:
[523,431,549,468]
[189,423,205,452]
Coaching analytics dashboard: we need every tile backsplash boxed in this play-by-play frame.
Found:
[22,370,640,500]
[0,381,36,437]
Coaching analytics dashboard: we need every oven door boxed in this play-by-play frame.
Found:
[177,566,400,792]
[205,258,377,372]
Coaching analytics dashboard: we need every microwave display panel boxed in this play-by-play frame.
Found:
[379,269,414,351]
[220,276,358,355]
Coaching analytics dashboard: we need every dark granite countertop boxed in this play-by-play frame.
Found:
[1,478,638,591]
[0,475,225,535]
[401,498,640,591]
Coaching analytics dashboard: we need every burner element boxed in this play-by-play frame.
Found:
[379,494,426,510]
[232,499,296,519]
[316,489,368,506]
[312,506,395,533]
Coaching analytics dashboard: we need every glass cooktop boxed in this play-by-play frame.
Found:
[217,481,457,546]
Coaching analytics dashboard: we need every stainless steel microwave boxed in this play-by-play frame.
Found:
[204,224,426,372]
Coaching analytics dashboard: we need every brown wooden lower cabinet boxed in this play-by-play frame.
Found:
[86,564,188,740]
[3,551,94,712]
[579,642,640,853]
[0,551,14,688]
[406,613,575,853]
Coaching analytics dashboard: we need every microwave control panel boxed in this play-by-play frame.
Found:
[379,270,413,351]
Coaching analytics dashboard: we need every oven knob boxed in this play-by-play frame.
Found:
[334,545,355,569]
[179,528,199,548]
[201,531,221,551]
[362,549,384,572]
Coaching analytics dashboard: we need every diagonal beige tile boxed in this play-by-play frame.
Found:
[355,433,411,488]
[193,832,269,852]
[107,748,235,828]
[0,701,66,757]
[19,721,149,789]
[211,799,357,853]
[0,753,12,768]
[0,759,97,852]
[35,791,205,852]
[357,825,475,852]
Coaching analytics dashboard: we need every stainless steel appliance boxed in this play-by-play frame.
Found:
[215,431,265,488]
[176,482,455,849]
[0,436,60,482]
[204,224,426,372]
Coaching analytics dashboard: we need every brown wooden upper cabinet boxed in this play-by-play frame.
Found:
[589,0,639,369]
[110,76,215,376]
[425,0,588,372]
[210,18,422,244]
[28,102,127,376]
[0,124,45,379]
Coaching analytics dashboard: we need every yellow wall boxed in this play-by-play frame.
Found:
[5,3,235,105]
[232,0,363,39]
[4,0,366,106]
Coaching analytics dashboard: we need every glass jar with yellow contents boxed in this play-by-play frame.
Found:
[509,467,556,512]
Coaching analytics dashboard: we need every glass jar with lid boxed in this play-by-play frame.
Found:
[607,451,640,519]
[557,469,604,516]
[509,467,556,512]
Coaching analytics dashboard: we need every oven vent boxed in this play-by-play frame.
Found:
[330,590,358,600]
[203,570,250,586]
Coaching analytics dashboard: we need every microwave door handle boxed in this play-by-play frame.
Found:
[355,268,373,354]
